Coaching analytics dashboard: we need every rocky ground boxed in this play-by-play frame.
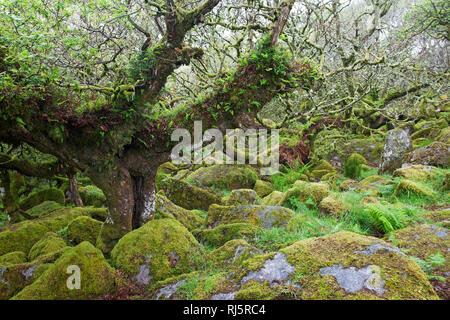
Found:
[0,117,449,300]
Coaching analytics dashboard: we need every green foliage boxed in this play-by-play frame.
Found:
[344,153,363,179]
[410,252,446,282]
[270,160,311,192]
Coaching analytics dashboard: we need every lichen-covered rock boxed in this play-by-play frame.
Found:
[254,180,274,198]
[185,164,259,190]
[379,128,413,174]
[393,180,436,200]
[319,195,348,217]
[262,191,284,206]
[78,185,107,207]
[207,240,261,268]
[19,188,65,211]
[386,224,449,272]
[12,242,115,300]
[111,219,204,285]
[0,208,87,257]
[402,142,450,168]
[67,216,102,245]
[0,262,50,300]
[393,165,438,182]
[0,251,27,266]
[233,232,438,299]
[161,178,222,211]
[386,224,449,298]
[222,189,260,206]
[282,181,330,205]
[206,204,294,229]
[28,232,67,261]
[154,192,203,231]
[193,223,259,247]
[311,160,336,179]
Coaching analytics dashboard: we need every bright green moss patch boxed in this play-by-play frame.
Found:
[193,223,259,247]
[28,232,67,261]
[0,251,27,266]
[254,180,274,198]
[12,242,116,300]
[78,185,106,207]
[207,240,261,268]
[111,219,204,284]
[0,207,86,256]
[393,179,437,201]
[154,191,204,231]
[19,188,65,211]
[25,201,65,218]
[67,216,102,245]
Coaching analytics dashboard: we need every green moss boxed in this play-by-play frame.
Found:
[154,191,204,231]
[78,185,106,207]
[359,175,387,186]
[25,201,65,218]
[161,178,222,210]
[19,188,65,211]
[0,207,87,257]
[0,251,27,266]
[193,223,259,247]
[236,232,438,299]
[222,189,260,206]
[318,195,348,217]
[207,240,261,268]
[393,165,438,182]
[111,219,204,284]
[67,216,102,245]
[386,224,449,273]
[442,172,450,191]
[282,181,330,205]
[393,180,437,200]
[12,242,116,300]
[344,153,365,179]
[185,164,259,191]
[253,180,274,198]
[262,191,285,206]
[206,204,293,229]
[28,232,67,261]
[311,160,336,179]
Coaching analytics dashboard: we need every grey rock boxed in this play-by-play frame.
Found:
[379,128,412,174]
[211,291,237,300]
[156,280,186,300]
[319,264,386,295]
[356,242,406,257]
[241,252,295,286]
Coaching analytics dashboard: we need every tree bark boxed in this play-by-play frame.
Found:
[67,172,83,207]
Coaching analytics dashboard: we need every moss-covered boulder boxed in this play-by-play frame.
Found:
[185,164,259,190]
[28,232,67,261]
[78,185,107,207]
[161,178,222,210]
[25,201,65,218]
[282,181,330,205]
[319,195,348,217]
[393,180,437,200]
[311,160,336,179]
[12,242,115,300]
[0,251,27,266]
[386,225,449,273]
[393,165,438,182]
[206,204,294,229]
[422,209,450,228]
[262,191,284,206]
[0,262,50,300]
[67,216,102,245]
[19,188,65,211]
[0,207,87,257]
[254,180,274,198]
[222,189,260,206]
[207,240,261,268]
[379,128,413,174]
[111,219,203,285]
[402,142,450,168]
[359,175,388,186]
[154,192,204,231]
[193,223,259,247]
[233,232,438,300]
